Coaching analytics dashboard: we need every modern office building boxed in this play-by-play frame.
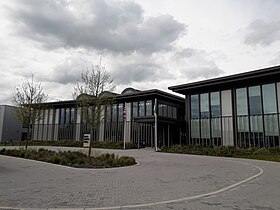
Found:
[27,65,280,148]
[169,65,280,148]
[31,88,185,147]
[0,105,24,142]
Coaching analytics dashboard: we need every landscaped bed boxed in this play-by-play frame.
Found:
[160,145,280,162]
[0,148,136,168]
[0,140,138,149]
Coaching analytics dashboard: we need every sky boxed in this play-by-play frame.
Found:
[1,0,280,104]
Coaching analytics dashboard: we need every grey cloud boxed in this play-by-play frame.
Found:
[174,48,195,58]
[244,19,280,46]
[39,58,92,85]
[173,48,224,80]
[9,0,186,53]
[112,63,173,84]
[183,65,223,80]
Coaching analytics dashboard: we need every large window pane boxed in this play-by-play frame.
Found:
[159,103,168,117]
[106,105,111,123]
[200,93,209,118]
[60,108,65,124]
[201,119,210,138]
[168,106,173,118]
[262,83,277,114]
[172,107,177,119]
[139,101,145,117]
[158,104,163,116]
[112,104,117,122]
[70,108,75,124]
[191,119,200,138]
[236,88,248,116]
[191,95,199,119]
[146,100,152,116]
[249,86,262,115]
[118,103,123,122]
[132,102,138,117]
[210,92,220,117]
[65,108,70,124]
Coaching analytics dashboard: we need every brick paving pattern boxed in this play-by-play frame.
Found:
[0,146,279,209]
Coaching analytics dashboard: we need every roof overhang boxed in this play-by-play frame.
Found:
[169,65,280,95]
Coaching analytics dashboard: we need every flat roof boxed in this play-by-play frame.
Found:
[43,89,184,108]
[169,65,280,95]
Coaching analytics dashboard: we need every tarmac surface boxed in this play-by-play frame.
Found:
[0,146,279,209]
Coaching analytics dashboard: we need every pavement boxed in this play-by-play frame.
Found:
[0,146,279,210]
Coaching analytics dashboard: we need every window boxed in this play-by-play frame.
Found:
[200,93,209,118]
[139,101,145,117]
[60,108,65,124]
[168,106,173,118]
[236,88,248,116]
[106,105,111,123]
[249,86,262,115]
[70,108,75,124]
[65,108,70,124]
[118,103,124,122]
[172,107,177,119]
[158,104,163,116]
[133,102,138,117]
[210,92,220,118]
[112,104,117,122]
[191,95,199,119]
[146,100,152,116]
[262,83,277,114]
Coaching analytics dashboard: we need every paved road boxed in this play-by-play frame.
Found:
[0,146,279,209]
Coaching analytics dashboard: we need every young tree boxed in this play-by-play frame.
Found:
[73,61,115,157]
[12,74,48,149]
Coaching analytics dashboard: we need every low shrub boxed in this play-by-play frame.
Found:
[0,140,138,150]
[159,145,280,162]
[0,148,136,168]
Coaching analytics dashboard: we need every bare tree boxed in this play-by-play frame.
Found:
[12,74,48,149]
[73,60,115,157]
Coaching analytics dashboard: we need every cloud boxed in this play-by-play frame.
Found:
[182,65,223,79]
[173,48,224,80]
[8,0,186,53]
[112,62,173,84]
[38,57,93,85]
[244,19,280,46]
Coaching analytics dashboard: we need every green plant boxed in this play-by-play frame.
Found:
[0,148,136,168]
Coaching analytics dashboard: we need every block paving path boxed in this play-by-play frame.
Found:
[0,146,279,209]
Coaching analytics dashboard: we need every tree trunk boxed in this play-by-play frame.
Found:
[25,124,31,150]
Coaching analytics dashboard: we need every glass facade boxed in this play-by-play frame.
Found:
[131,100,177,119]
[139,101,145,117]
[146,100,152,116]
[158,103,177,119]
[190,92,222,146]
[234,83,279,147]
[133,102,138,117]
